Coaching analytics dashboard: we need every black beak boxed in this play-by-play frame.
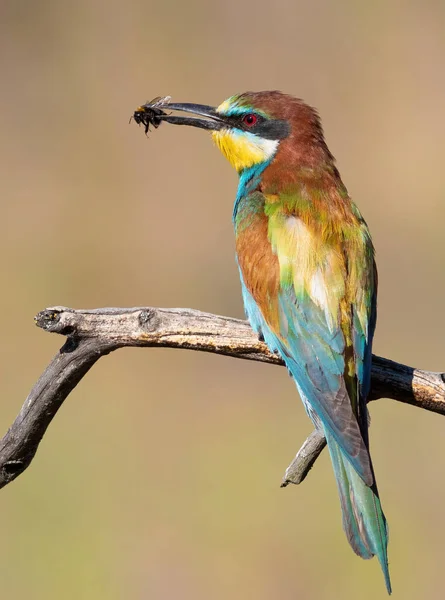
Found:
[163,103,227,131]
[132,99,227,133]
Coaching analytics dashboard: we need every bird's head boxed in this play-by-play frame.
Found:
[208,92,291,172]
[135,91,333,177]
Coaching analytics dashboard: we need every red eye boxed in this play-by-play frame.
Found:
[242,113,257,127]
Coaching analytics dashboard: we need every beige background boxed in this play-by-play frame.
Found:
[1,1,444,598]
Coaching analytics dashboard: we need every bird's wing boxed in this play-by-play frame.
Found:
[241,199,376,485]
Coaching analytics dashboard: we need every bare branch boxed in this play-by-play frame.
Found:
[281,430,327,486]
[0,306,444,490]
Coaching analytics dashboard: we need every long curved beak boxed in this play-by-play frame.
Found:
[164,103,226,131]
[133,100,227,132]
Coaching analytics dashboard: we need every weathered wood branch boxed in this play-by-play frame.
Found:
[281,430,327,486]
[0,306,444,491]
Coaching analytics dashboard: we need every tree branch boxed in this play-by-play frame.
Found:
[0,306,444,490]
[280,429,327,486]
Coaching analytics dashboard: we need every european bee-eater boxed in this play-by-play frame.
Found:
[135,91,391,593]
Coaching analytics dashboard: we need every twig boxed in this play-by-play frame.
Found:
[281,430,327,486]
[0,306,444,490]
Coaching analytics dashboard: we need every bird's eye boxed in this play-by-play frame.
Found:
[242,113,258,127]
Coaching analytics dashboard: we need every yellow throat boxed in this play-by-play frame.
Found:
[211,129,279,172]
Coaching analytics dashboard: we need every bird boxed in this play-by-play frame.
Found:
[135,91,391,593]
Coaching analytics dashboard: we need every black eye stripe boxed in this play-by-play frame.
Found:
[220,114,264,128]
[244,118,290,140]
[256,120,290,140]
[220,113,290,140]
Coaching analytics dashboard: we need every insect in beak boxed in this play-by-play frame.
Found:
[131,95,227,134]
[130,96,172,135]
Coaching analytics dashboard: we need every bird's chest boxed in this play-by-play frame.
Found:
[234,193,348,331]
[234,193,322,296]
[234,194,281,323]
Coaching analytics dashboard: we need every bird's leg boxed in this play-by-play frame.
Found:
[280,429,327,486]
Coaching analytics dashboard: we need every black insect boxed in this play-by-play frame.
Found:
[130,96,171,135]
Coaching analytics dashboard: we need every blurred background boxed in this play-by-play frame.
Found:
[0,1,444,598]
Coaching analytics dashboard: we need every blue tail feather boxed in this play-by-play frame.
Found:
[325,431,391,594]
